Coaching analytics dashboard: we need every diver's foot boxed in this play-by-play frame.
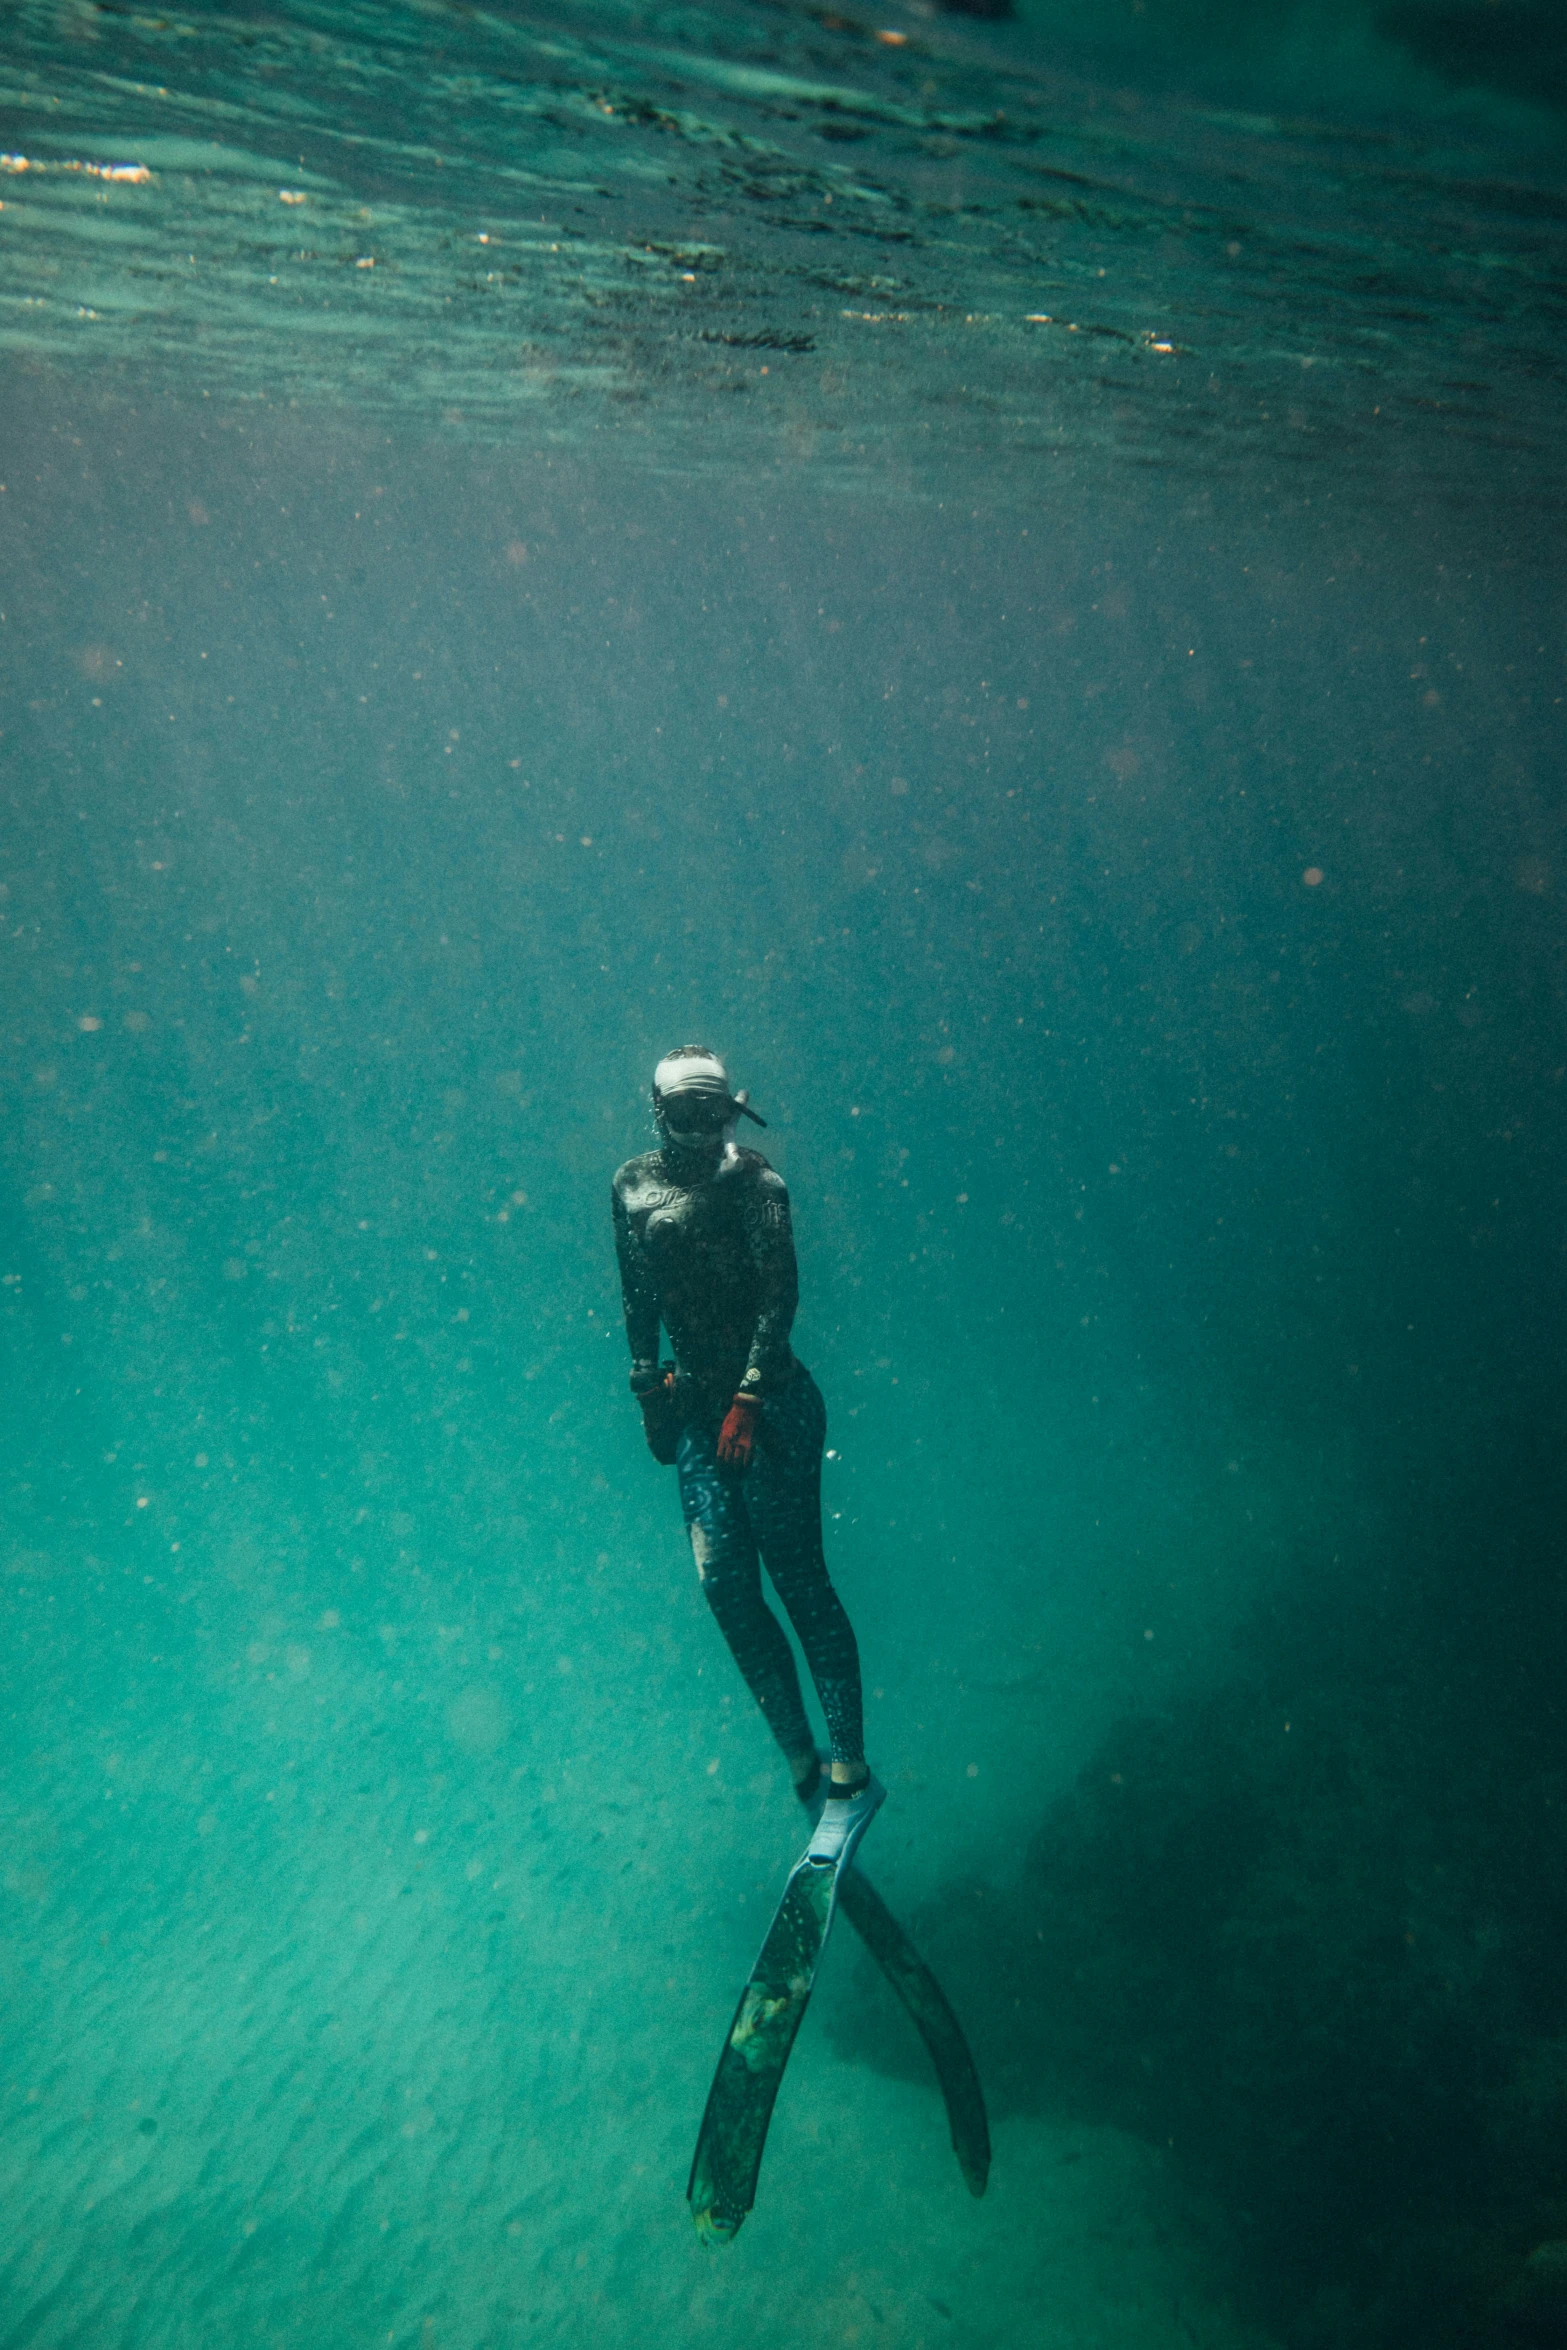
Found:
[790,1751,827,1809]
[826,1765,871,1799]
[806,1773,885,1870]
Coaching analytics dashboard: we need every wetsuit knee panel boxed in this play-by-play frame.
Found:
[689,1518,717,1584]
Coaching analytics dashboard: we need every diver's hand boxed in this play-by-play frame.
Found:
[636,1371,681,1466]
[716,1393,760,1475]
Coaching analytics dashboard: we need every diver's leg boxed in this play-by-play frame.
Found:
[677,1419,817,1783]
[747,1374,868,1790]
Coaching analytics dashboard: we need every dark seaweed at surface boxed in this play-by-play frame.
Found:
[0,0,1564,507]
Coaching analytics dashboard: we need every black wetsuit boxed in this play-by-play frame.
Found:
[612,1145,865,1772]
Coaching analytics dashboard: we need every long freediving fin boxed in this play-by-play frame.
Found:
[835,1863,990,2196]
[687,1781,884,2244]
[795,1758,989,2194]
[685,1779,991,2238]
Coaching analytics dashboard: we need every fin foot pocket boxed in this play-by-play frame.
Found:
[804,1773,885,1873]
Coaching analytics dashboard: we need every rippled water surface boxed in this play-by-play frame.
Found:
[2,0,1565,499]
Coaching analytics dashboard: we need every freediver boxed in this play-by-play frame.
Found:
[612,1047,883,1865]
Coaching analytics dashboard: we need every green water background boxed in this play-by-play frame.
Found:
[1,12,1564,2330]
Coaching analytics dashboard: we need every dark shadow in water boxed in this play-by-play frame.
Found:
[832,1420,1567,2348]
[1380,0,1567,112]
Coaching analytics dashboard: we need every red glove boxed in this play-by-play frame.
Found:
[716,1393,760,1475]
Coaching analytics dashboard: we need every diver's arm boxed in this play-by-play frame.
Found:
[737,1167,799,1395]
[612,1179,664,1393]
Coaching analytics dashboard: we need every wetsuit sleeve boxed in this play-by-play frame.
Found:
[612,1179,663,1394]
[737,1169,799,1395]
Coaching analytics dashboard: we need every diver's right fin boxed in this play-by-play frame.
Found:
[794,1752,988,2197]
[835,1864,990,2197]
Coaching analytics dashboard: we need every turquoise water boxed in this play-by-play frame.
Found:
[2,5,1565,2347]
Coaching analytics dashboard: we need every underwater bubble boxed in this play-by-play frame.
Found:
[447,1688,510,1754]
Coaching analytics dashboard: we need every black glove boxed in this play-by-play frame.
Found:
[634,1368,682,1466]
